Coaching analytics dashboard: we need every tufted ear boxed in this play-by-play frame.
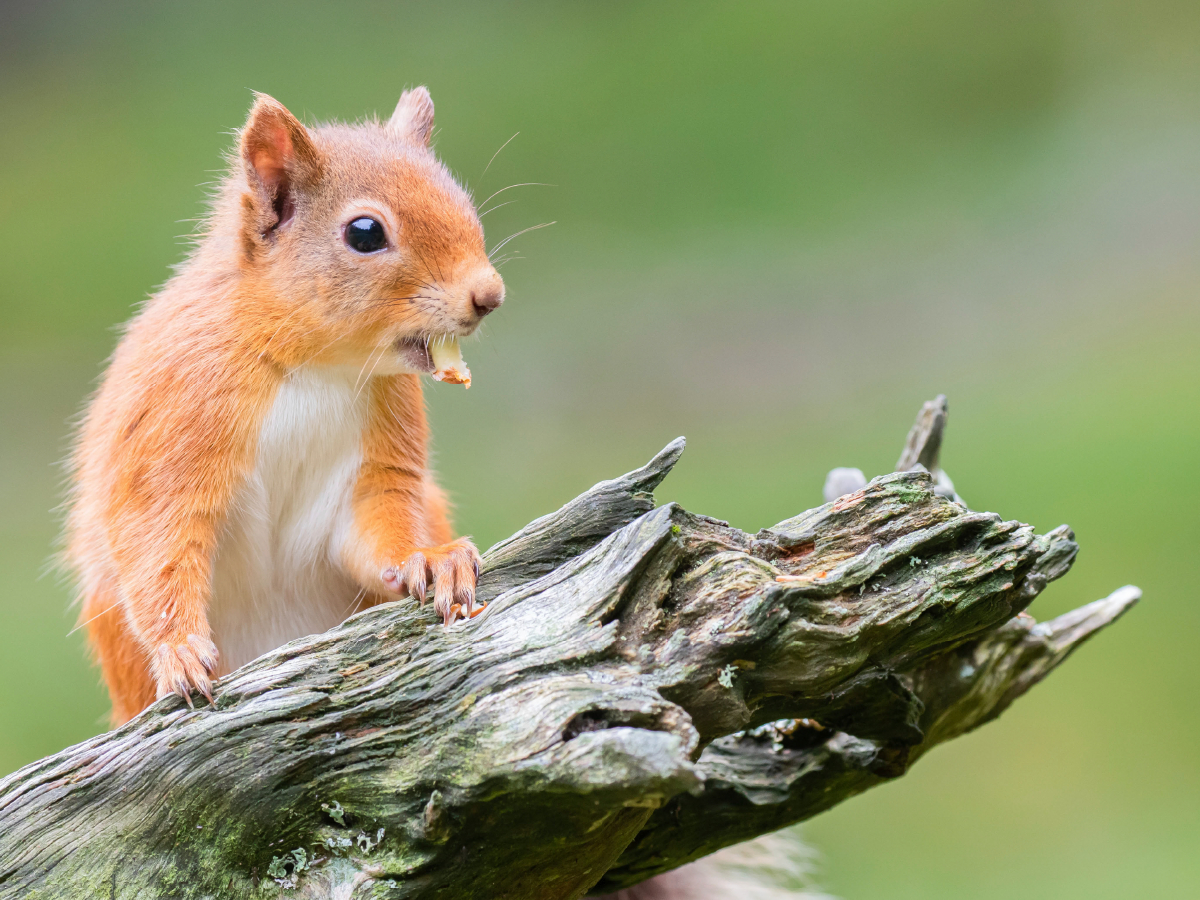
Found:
[389,86,435,146]
[239,93,321,236]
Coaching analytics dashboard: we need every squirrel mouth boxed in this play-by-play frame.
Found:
[396,337,434,373]
[395,336,472,388]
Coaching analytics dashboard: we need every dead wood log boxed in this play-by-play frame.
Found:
[0,400,1138,899]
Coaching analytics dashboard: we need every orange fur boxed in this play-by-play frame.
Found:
[67,89,503,723]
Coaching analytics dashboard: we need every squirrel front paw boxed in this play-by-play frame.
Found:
[153,634,219,707]
[383,538,482,626]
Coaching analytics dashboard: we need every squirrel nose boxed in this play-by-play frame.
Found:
[469,271,505,317]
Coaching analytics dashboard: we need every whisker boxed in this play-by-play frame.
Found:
[478,199,518,218]
[481,132,519,180]
[489,222,556,259]
[308,327,357,364]
[373,294,424,311]
[67,598,123,637]
[409,245,447,292]
[346,587,369,618]
[259,305,308,362]
[477,182,552,210]
[353,341,387,399]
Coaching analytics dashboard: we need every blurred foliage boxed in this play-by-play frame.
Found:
[1,2,1198,897]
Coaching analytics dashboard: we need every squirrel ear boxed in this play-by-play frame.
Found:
[239,93,321,235]
[389,86,435,146]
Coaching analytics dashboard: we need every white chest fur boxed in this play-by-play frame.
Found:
[209,367,368,674]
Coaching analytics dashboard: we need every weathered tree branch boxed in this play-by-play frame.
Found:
[0,402,1137,900]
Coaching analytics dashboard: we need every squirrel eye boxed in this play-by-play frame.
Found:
[344,217,388,254]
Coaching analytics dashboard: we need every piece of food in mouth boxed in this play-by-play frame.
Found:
[429,337,472,388]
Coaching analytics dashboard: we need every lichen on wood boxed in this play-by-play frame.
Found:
[0,401,1138,900]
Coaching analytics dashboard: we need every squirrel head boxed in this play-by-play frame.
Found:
[234,89,504,373]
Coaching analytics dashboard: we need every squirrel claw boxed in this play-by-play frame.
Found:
[153,636,218,709]
[390,552,427,604]
[195,677,215,705]
[385,539,481,627]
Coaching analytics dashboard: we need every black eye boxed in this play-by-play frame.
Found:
[344,217,387,253]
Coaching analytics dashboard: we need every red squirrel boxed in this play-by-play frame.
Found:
[66,88,502,724]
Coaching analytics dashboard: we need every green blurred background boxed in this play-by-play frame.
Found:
[1,1,1197,896]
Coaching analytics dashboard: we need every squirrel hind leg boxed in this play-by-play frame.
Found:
[82,578,157,726]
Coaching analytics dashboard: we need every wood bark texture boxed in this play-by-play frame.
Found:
[0,400,1138,899]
